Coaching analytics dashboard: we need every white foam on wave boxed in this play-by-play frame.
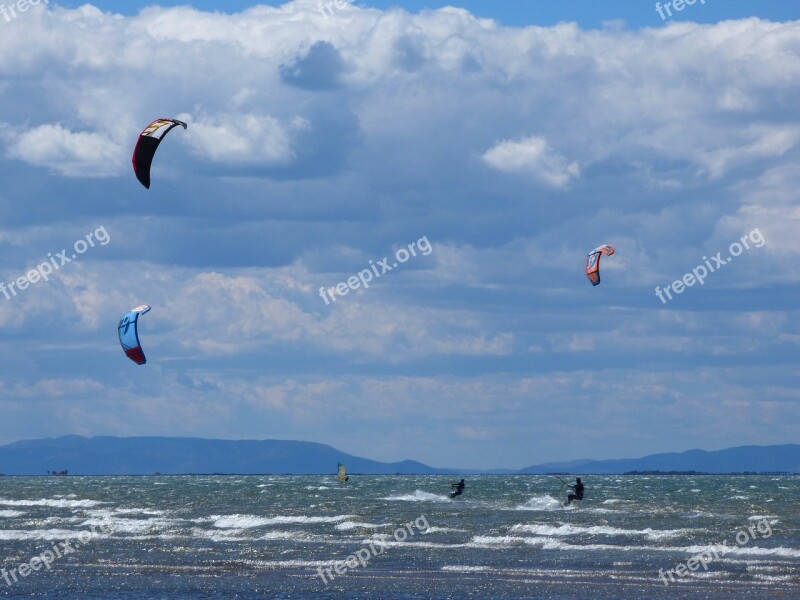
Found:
[0,528,103,542]
[684,571,728,580]
[582,507,620,515]
[748,515,779,523]
[510,523,693,540]
[753,574,797,583]
[683,543,800,559]
[113,508,165,516]
[359,535,447,550]
[465,535,800,560]
[260,530,329,543]
[244,559,327,568]
[80,516,170,535]
[513,495,564,511]
[602,499,628,505]
[335,521,383,531]
[683,511,705,519]
[469,535,524,547]
[0,498,104,508]
[211,514,355,529]
[422,526,465,534]
[0,510,25,518]
[383,490,450,502]
[441,565,492,572]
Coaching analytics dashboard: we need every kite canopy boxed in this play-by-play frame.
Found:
[585,244,615,286]
[118,305,151,365]
[131,118,187,189]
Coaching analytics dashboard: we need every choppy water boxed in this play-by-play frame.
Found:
[0,474,798,598]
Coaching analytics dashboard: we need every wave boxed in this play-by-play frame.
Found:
[748,515,779,523]
[467,535,529,548]
[0,509,25,518]
[383,490,450,503]
[0,498,104,508]
[79,516,171,535]
[465,534,800,559]
[113,508,166,516]
[210,514,355,529]
[335,521,384,531]
[512,495,564,511]
[243,559,326,568]
[683,543,800,559]
[358,535,447,550]
[0,528,104,541]
[582,507,622,515]
[441,565,492,572]
[259,530,330,542]
[509,523,694,540]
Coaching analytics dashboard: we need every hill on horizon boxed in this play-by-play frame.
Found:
[519,444,800,474]
[0,435,450,476]
[0,436,797,475]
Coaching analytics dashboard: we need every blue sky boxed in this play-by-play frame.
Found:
[0,1,798,470]
[51,0,800,28]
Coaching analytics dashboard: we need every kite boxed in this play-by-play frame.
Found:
[118,305,151,365]
[585,244,615,286]
[131,118,187,189]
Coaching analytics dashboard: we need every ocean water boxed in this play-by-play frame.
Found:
[0,474,797,599]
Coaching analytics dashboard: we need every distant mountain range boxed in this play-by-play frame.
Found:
[0,436,797,475]
[0,436,448,476]
[518,445,800,475]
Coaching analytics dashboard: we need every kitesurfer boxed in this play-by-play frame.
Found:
[566,477,584,505]
[450,479,465,498]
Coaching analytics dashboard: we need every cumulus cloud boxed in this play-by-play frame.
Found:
[182,113,304,166]
[482,135,580,188]
[4,124,123,177]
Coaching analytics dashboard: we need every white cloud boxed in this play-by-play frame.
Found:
[5,124,122,177]
[182,113,302,166]
[482,135,580,188]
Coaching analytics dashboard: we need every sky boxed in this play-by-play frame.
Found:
[0,1,798,470]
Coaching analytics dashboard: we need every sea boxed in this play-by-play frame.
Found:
[0,474,797,599]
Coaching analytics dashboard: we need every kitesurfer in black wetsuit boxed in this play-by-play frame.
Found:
[566,477,584,505]
[450,479,465,497]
